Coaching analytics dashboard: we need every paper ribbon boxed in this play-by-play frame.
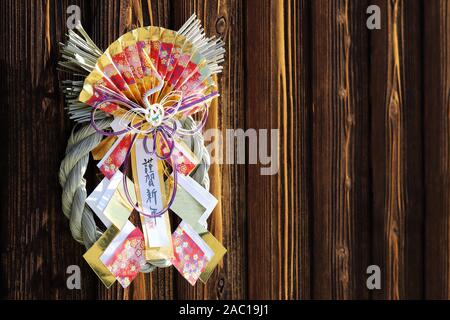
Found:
[90,77,218,218]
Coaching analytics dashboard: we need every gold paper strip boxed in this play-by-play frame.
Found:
[83,225,120,288]
[199,227,227,284]
[91,136,118,160]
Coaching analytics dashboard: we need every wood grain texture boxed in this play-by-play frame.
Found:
[294,0,313,300]
[424,0,450,300]
[0,0,97,299]
[371,0,424,299]
[311,0,370,299]
[246,0,312,299]
[2,0,450,300]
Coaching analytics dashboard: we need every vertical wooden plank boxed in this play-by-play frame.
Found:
[371,0,424,299]
[296,0,313,300]
[171,0,246,300]
[0,0,97,299]
[246,0,313,299]
[311,0,371,299]
[424,0,450,300]
[0,0,5,298]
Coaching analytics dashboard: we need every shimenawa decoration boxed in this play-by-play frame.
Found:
[58,14,226,288]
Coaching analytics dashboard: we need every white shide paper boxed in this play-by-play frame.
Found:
[134,138,171,248]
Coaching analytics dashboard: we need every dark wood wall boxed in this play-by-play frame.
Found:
[1,0,450,300]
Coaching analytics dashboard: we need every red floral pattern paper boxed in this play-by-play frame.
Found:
[136,41,150,75]
[168,53,190,86]
[158,140,198,175]
[164,44,182,81]
[175,151,197,175]
[174,61,198,93]
[102,227,146,288]
[124,44,145,80]
[98,134,133,179]
[123,43,148,97]
[171,224,210,285]
[111,52,136,86]
[150,40,161,68]
[158,42,174,79]
[101,63,130,93]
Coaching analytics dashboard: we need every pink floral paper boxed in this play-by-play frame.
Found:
[102,227,146,288]
[98,134,132,179]
[171,224,210,285]
[158,141,197,176]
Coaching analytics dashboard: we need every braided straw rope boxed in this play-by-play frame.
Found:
[59,116,210,272]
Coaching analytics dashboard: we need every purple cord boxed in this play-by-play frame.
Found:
[89,85,216,217]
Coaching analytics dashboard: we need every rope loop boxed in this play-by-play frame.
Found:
[59,117,210,272]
